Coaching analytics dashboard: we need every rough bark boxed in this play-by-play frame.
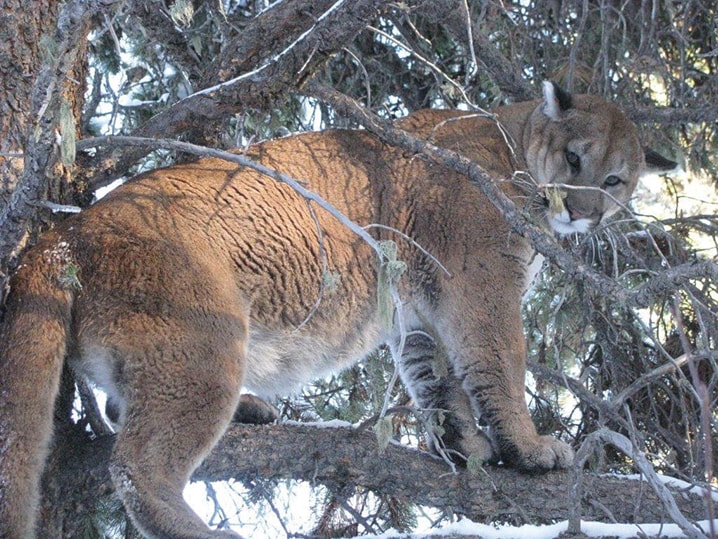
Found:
[0,0,60,203]
[44,422,709,535]
[0,0,62,287]
[0,0,93,295]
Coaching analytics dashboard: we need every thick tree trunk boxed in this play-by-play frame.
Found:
[0,0,58,202]
[0,0,89,294]
[0,0,61,267]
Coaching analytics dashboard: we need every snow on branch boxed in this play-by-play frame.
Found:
[570,428,712,538]
[199,423,711,526]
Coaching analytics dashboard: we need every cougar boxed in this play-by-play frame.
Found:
[0,82,675,538]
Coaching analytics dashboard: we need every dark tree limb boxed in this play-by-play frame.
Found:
[624,104,718,126]
[44,422,709,534]
[202,424,711,525]
[84,0,407,191]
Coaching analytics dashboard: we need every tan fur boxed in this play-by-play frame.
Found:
[0,84,673,538]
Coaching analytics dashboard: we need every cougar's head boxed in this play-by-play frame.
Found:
[522,81,676,235]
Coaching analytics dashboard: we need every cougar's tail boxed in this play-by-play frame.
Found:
[0,243,74,539]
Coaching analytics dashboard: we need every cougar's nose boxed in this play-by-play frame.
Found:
[567,204,601,224]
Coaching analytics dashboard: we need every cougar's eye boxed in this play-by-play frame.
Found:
[565,150,580,173]
[603,175,623,187]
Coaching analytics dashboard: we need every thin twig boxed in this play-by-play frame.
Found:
[363,223,452,278]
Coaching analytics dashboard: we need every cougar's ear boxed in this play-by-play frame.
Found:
[541,81,573,120]
[643,148,679,175]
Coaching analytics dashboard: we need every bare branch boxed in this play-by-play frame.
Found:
[623,105,718,126]
[570,428,709,539]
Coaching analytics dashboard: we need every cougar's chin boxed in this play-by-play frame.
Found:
[547,209,593,235]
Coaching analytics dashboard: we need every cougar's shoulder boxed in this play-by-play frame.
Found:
[396,108,520,180]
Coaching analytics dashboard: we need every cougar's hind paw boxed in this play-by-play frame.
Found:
[233,394,279,425]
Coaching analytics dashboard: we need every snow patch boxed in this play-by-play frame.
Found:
[368,517,718,539]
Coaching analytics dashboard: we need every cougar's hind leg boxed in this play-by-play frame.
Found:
[397,330,495,465]
[108,330,245,539]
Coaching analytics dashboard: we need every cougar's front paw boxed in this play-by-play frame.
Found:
[455,429,497,466]
[427,426,497,466]
[507,435,574,472]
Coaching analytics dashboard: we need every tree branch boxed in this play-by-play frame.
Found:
[85,0,403,190]
[45,422,709,532]
[623,104,718,126]
[570,428,710,539]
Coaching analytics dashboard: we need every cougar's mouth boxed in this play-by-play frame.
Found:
[541,186,601,235]
[546,208,593,235]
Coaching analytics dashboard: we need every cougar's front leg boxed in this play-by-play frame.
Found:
[396,330,495,464]
[445,297,574,472]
